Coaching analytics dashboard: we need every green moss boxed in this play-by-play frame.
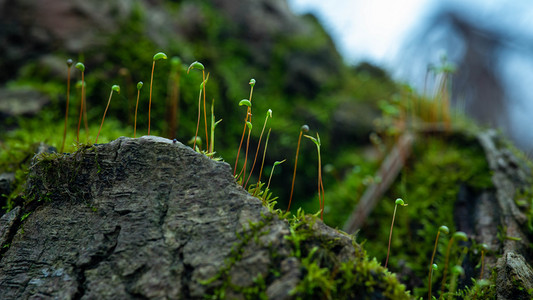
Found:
[357,134,493,298]
[204,205,410,299]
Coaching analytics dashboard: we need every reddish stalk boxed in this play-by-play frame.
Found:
[237,120,252,185]
[253,128,272,197]
[96,85,119,143]
[134,81,143,138]
[234,79,255,176]
[61,59,73,152]
[245,109,272,189]
[287,125,309,212]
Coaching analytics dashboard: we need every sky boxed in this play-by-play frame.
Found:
[287,0,431,67]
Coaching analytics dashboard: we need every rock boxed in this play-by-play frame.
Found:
[0,136,408,299]
[472,130,533,299]
[0,173,15,197]
[0,88,49,119]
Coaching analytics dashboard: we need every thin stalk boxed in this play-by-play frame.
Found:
[234,80,255,176]
[262,159,286,202]
[245,109,272,189]
[76,64,85,143]
[202,69,209,153]
[287,125,308,212]
[134,81,143,138]
[193,87,202,151]
[385,204,398,268]
[96,85,119,144]
[317,146,323,219]
[148,52,167,135]
[237,120,252,185]
[210,98,222,153]
[304,133,323,219]
[429,226,449,300]
[187,61,206,151]
[439,232,467,299]
[479,244,488,280]
[254,128,271,197]
[61,59,73,153]
[148,60,155,135]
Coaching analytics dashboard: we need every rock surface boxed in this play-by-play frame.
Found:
[475,130,533,300]
[0,136,366,299]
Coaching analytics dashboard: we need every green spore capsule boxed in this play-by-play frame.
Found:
[112,85,120,93]
[153,52,168,61]
[137,81,143,90]
[75,62,85,72]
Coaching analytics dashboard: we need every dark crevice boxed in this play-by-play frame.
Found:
[0,206,23,262]
[179,250,193,299]
[73,225,121,300]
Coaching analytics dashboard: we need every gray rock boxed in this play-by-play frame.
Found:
[476,130,533,299]
[0,136,358,299]
[0,88,49,118]
[0,172,15,197]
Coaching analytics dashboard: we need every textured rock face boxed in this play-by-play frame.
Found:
[0,136,357,299]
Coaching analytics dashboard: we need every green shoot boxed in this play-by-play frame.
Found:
[448,266,464,300]
[263,159,286,202]
[479,243,489,279]
[75,62,85,142]
[188,136,202,152]
[148,52,167,135]
[385,198,408,268]
[134,81,143,138]
[253,127,272,197]
[209,98,222,153]
[187,61,208,152]
[304,132,324,220]
[440,231,468,298]
[234,99,252,181]
[61,59,73,153]
[429,225,449,300]
[95,85,120,144]
[237,121,253,185]
[234,79,255,176]
[287,124,309,212]
[244,109,272,189]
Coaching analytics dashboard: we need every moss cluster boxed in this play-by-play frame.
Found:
[359,133,493,298]
[205,207,410,299]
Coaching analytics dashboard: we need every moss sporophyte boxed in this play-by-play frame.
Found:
[75,62,86,143]
[440,231,468,298]
[244,109,272,189]
[148,52,168,136]
[61,59,73,153]
[96,85,120,144]
[385,198,407,268]
[303,132,325,220]
[429,225,449,300]
[287,124,309,212]
[187,61,207,152]
[134,81,143,138]
[234,79,256,177]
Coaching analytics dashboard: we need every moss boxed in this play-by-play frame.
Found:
[356,133,493,298]
[204,205,410,299]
